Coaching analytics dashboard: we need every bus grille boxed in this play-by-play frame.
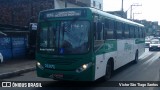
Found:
[47,59,79,65]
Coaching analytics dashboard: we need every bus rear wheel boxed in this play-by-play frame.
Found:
[134,51,138,64]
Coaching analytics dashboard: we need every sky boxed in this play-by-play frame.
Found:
[103,0,160,24]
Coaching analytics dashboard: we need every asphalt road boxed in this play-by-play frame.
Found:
[2,48,160,90]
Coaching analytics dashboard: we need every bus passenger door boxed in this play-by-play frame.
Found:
[94,22,106,80]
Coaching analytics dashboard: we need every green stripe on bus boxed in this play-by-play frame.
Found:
[135,39,145,44]
[95,40,117,55]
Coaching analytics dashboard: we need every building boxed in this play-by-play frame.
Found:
[90,0,103,10]
[56,0,103,10]
[133,19,160,37]
[0,0,103,27]
[55,0,89,9]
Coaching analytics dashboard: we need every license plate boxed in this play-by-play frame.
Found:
[53,74,63,78]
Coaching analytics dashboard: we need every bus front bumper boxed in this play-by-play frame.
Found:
[36,64,95,81]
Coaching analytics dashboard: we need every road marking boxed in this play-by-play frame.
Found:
[139,48,153,60]
[139,51,153,60]
[143,52,160,66]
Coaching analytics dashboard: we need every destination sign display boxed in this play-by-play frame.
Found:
[42,10,85,19]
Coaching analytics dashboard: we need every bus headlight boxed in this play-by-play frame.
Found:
[76,62,92,73]
[37,62,44,70]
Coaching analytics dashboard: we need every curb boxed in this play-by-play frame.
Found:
[0,67,36,79]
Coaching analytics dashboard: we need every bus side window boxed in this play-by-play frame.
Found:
[135,27,138,38]
[114,21,117,39]
[93,22,97,39]
[97,22,103,40]
[142,28,145,38]
[139,27,142,38]
[107,20,114,39]
[129,26,134,38]
[124,24,129,38]
[138,27,140,38]
[141,28,144,38]
[104,19,109,40]
[117,22,122,39]
[122,23,125,39]
[94,22,103,40]
[94,20,104,52]
[133,26,135,38]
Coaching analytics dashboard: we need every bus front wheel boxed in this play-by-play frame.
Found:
[103,60,112,81]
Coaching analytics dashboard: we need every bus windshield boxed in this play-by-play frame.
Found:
[38,21,90,54]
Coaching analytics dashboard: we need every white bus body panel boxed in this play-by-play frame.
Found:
[94,39,144,80]
[94,51,116,80]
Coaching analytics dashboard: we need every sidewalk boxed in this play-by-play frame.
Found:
[0,59,36,79]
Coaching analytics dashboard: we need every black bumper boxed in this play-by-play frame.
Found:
[149,46,160,51]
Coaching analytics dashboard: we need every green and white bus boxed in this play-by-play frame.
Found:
[36,7,145,81]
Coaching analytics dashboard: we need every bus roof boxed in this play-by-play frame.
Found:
[39,7,144,27]
[89,8,144,27]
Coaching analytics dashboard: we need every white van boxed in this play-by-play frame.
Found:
[149,38,160,51]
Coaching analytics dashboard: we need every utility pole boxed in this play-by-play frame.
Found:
[121,0,124,12]
[130,4,142,19]
[133,13,142,19]
[121,0,125,18]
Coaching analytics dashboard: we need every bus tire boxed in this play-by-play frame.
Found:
[101,60,113,81]
[134,51,138,64]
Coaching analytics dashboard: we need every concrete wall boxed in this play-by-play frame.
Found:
[77,0,90,6]
[91,0,103,10]
[54,0,80,9]
[55,0,103,10]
